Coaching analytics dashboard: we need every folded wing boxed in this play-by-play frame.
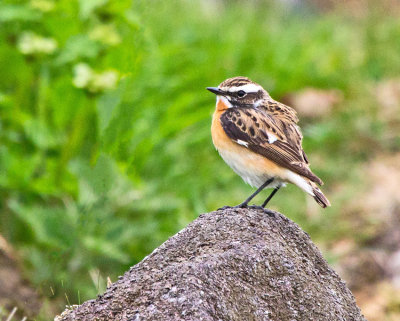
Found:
[220,107,323,185]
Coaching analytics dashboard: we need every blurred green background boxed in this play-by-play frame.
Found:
[1,0,400,320]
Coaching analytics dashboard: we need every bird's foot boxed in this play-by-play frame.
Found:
[218,203,248,211]
[218,205,233,210]
[217,204,275,217]
[262,208,276,217]
[247,205,276,217]
[247,205,265,210]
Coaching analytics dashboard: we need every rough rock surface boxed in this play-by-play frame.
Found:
[56,208,366,321]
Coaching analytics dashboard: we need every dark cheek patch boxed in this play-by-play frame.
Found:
[229,91,262,108]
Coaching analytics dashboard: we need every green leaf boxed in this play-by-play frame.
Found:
[56,35,101,65]
[69,154,139,207]
[9,200,77,249]
[82,235,129,263]
[79,0,108,19]
[96,84,123,135]
[0,4,41,22]
[23,119,64,149]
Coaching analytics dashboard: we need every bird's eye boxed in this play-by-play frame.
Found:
[237,90,246,98]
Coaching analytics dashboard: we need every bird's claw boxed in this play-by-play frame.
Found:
[247,205,276,217]
[218,203,248,210]
[247,205,265,210]
[217,205,232,210]
[218,204,275,217]
[263,208,276,217]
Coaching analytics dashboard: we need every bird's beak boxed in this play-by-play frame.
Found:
[206,87,225,95]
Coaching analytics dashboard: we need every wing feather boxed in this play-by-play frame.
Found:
[220,108,323,185]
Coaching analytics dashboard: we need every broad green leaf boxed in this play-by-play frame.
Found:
[79,0,108,19]
[0,4,41,22]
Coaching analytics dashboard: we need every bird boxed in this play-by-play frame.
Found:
[207,76,330,209]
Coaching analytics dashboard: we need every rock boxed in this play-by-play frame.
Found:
[56,208,366,321]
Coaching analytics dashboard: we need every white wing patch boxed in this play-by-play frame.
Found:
[236,139,248,147]
[268,133,278,144]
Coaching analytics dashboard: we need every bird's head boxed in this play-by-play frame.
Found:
[207,76,269,109]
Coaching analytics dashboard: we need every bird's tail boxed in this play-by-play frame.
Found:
[310,182,330,208]
[286,171,330,208]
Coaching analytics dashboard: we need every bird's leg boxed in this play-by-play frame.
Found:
[261,186,281,208]
[232,178,274,209]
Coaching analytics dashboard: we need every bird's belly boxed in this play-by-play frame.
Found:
[217,147,283,188]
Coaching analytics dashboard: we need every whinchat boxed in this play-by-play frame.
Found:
[207,76,330,208]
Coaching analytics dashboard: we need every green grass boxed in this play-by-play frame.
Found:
[1,0,400,318]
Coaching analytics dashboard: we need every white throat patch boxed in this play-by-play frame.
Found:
[217,95,233,108]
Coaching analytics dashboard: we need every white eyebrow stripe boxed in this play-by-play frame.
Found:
[225,84,262,93]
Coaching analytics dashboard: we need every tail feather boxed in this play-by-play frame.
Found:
[311,184,331,208]
[286,171,330,208]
